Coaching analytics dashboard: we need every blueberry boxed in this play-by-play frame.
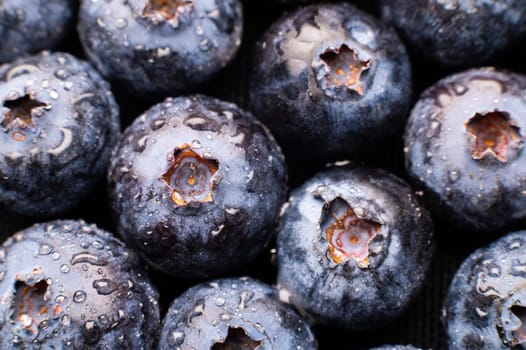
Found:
[158,276,317,349]
[108,94,287,278]
[0,0,75,64]
[249,3,411,161]
[0,51,120,217]
[442,230,526,349]
[78,0,243,97]
[380,0,526,68]
[0,219,160,349]
[404,67,526,233]
[276,164,434,330]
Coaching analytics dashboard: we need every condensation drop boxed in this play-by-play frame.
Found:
[73,290,87,303]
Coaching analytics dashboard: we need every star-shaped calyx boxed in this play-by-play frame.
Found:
[162,145,219,206]
[211,327,262,350]
[142,0,194,27]
[465,110,523,163]
[316,44,371,97]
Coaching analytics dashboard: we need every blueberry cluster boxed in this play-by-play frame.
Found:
[0,1,525,349]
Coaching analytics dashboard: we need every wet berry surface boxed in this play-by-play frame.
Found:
[0,1,525,349]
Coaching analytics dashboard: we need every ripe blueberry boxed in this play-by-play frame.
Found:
[0,219,160,349]
[0,51,120,217]
[443,230,526,349]
[381,0,526,68]
[158,276,317,349]
[404,67,526,233]
[108,95,287,278]
[0,0,75,63]
[249,3,411,161]
[78,0,243,97]
[276,164,434,330]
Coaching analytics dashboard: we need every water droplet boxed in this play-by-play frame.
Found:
[151,118,166,130]
[73,290,87,303]
[115,18,127,28]
[39,319,50,329]
[60,315,71,326]
[214,297,225,307]
[239,290,254,309]
[93,279,119,295]
[170,331,185,346]
[49,90,59,99]
[98,314,109,324]
[38,244,53,255]
[60,264,70,273]
[220,313,231,321]
[52,252,61,260]
[63,81,74,91]
[448,170,460,182]
[91,241,104,250]
[199,38,210,51]
[254,322,265,333]
[96,17,105,27]
[70,252,107,266]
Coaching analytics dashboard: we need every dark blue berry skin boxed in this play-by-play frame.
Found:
[0,219,160,349]
[108,95,287,279]
[0,51,120,217]
[404,67,526,233]
[249,3,411,162]
[78,0,243,98]
[158,276,317,349]
[276,164,434,331]
[381,0,526,68]
[0,0,75,64]
[443,230,526,349]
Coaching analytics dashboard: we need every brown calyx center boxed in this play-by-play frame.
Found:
[142,0,194,21]
[2,95,47,130]
[12,280,50,334]
[319,44,370,96]
[465,110,523,163]
[162,145,219,206]
[510,305,526,345]
[211,327,262,350]
[326,207,381,267]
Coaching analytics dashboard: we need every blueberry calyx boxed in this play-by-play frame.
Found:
[2,94,48,130]
[161,144,220,206]
[496,296,526,347]
[322,197,381,267]
[141,0,195,28]
[211,326,263,350]
[464,110,523,163]
[315,44,371,97]
[510,305,526,345]
[11,279,51,334]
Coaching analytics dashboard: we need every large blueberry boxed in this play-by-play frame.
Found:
[108,95,287,278]
[443,230,526,349]
[0,219,160,349]
[404,67,526,233]
[381,0,526,68]
[276,164,434,330]
[158,276,317,349]
[0,51,120,217]
[249,3,411,161]
[0,0,75,64]
[78,0,243,97]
